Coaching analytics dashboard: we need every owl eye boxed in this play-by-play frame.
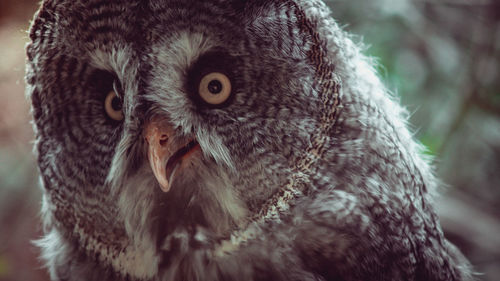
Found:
[198,72,232,105]
[104,91,124,121]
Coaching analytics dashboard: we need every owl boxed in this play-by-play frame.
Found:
[26,0,474,280]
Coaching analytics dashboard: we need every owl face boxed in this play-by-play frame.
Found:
[27,0,330,258]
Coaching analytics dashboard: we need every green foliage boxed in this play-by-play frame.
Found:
[0,255,9,277]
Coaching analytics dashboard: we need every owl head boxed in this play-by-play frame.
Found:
[27,0,435,279]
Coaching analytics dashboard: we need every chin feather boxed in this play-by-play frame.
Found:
[108,135,248,252]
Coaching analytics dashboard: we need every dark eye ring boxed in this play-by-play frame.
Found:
[198,72,232,105]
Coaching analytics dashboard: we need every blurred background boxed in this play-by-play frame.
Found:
[0,0,498,280]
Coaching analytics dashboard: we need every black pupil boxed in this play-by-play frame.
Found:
[207,79,223,94]
[111,96,122,111]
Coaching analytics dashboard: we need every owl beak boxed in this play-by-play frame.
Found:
[143,118,200,192]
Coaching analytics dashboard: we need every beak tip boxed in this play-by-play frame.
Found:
[158,178,171,193]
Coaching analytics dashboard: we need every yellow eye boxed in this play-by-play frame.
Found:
[104,91,124,121]
[198,72,232,105]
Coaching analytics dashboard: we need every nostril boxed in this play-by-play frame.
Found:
[159,135,168,146]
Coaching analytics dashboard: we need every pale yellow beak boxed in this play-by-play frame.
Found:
[143,117,200,192]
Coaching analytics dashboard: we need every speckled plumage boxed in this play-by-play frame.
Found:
[26,0,473,280]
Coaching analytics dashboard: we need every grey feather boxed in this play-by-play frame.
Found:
[26,0,474,280]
